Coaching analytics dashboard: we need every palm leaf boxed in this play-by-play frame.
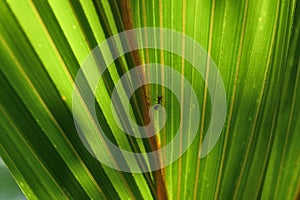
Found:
[0,0,299,199]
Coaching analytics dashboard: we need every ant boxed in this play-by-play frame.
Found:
[154,95,163,110]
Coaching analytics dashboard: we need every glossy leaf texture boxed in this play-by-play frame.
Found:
[0,0,299,199]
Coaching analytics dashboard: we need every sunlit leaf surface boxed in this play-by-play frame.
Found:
[0,0,299,199]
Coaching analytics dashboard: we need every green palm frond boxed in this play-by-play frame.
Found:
[0,0,299,199]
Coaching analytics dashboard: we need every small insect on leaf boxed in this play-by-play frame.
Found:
[154,95,163,110]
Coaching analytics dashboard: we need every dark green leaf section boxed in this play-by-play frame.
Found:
[262,1,300,198]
